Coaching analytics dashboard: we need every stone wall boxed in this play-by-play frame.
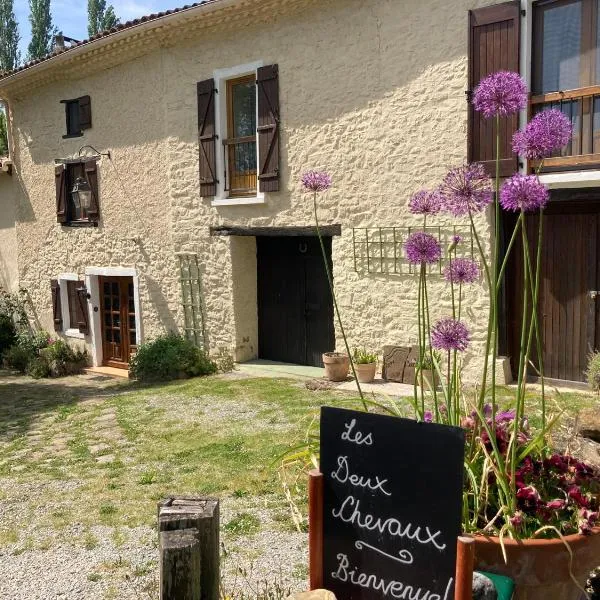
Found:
[2,0,499,375]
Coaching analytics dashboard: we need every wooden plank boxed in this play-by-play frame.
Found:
[572,215,582,381]
[454,537,475,600]
[160,528,201,600]
[530,84,600,104]
[308,470,324,591]
[534,152,600,168]
[158,497,220,600]
[558,216,567,381]
[210,225,342,237]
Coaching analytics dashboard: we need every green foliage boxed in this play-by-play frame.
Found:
[26,356,51,379]
[87,0,119,37]
[0,0,19,72]
[586,352,600,392]
[0,288,29,357]
[3,344,30,373]
[40,340,87,377]
[0,109,8,157]
[27,0,55,60]
[416,349,442,370]
[0,313,16,356]
[352,347,378,364]
[213,348,235,373]
[129,333,217,382]
[223,513,260,536]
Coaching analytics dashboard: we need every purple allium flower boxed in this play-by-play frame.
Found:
[408,189,443,216]
[512,109,573,159]
[423,410,433,423]
[431,318,470,352]
[500,174,549,213]
[403,232,442,265]
[443,258,480,284]
[473,71,528,118]
[301,170,332,193]
[439,164,493,217]
[495,409,516,423]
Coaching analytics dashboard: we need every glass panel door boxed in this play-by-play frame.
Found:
[100,276,136,368]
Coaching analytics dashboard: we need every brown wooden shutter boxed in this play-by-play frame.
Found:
[84,159,100,224]
[197,78,218,197]
[51,279,63,332]
[257,64,280,193]
[55,164,67,223]
[468,1,521,177]
[76,284,90,334]
[78,95,92,130]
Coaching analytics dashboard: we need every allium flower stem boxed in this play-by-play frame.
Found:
[491,112,501,423]
[422,264,440,418]
[312,192,366,409]
[496,212,523,291]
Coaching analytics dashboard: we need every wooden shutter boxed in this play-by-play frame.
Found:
[55,164,67,223]
[197,78,218,197]
[257,64,280,193]
[468,1,521,177]
[51,279,63,332]
[78,95,92,130]
[84,159,100,224]
[76,284,90,334]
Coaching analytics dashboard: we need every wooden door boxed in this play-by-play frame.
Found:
[505,200,600,382]
[100,276,137,369]
[257,236,335,367]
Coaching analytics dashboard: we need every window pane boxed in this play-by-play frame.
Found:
[540,1,582,93]
[67,101,80,135]
[231,80,256,137]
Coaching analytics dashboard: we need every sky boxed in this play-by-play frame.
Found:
[14,0,180,57]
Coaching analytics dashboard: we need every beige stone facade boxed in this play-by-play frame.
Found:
[0,0,502,373]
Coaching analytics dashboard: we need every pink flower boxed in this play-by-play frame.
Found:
[512,109,573,159]
[500,174,549,213]
[546,499,566,510]
[409,189,444,216]
[443,258,480,284]
[403,232,442,265]
[301,171,332,193]
[510,511,525,528]
[568,485,590,508]
[439,164,493,217]
[473,71,528,118]
[423,410,433,423]
[517,485,541,502]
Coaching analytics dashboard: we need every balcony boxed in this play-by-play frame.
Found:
[530,85,600,170]
[223,136,257,197]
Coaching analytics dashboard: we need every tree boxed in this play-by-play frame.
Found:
[0,0,20,72]
[27,0,55,60]
[0,109,8,157]
[87,0,119,37]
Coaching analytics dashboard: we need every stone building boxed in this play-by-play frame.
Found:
[0,0,596,384]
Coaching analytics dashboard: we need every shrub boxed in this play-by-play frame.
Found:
[4,344,32,373]
[129,333,217,382]
[26,356,51,379]
[40,340,87,377]
[16,330,51,354]
[586,352,600,393]
[352,347,378,364]
[0,314,17,357]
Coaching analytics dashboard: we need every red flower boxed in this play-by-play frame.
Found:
[568,485,590,508]
[517,485,540,502]
[546,499,566,510]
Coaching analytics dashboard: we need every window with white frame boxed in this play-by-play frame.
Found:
[57,274,88,338]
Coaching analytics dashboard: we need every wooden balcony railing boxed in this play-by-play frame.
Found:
[530,85,600,169]
[223,136,257,197]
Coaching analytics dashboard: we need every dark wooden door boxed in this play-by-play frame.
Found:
[257,236,335,367]
[99,276,137,369]
[505,201,600,382]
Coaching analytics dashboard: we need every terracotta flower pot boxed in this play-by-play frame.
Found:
[354,362,376,383]
[473,527,600,600]
[322,352,349,382]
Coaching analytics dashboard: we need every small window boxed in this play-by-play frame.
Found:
[225,74,257,197]
[61,95,92,138]
[67,280,81,328]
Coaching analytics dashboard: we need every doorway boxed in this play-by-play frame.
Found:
[99,276,138,369]
[504,196,600,382]
[257,236,335,367]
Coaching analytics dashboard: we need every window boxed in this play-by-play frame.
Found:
[225,75,257,197]
[51,275,90,337]
[55,159,100,226]
[531,0,600,161]
[198,63,279,204]
[61,95,92,138]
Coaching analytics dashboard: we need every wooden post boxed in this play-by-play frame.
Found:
[454,536,475,600]
[160,528,201,600]
[158,496,220,600]
[308,469,324,590]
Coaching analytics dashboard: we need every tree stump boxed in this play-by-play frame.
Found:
[160,528,201,600]
[158,496,220,600]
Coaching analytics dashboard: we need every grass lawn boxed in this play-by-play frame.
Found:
[0,369,596,599]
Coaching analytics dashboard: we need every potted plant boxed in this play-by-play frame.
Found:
[415,349,441,390]
[351,347,378,383]
[287,76,599,598]
[322,351,350,382]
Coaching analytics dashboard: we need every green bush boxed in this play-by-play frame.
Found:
[0,314,16,356]
[16,330,51,354]
[40,340,87,377]
[129,333,217,382]
[26,356,51,379]
[586,352,600,392]
[4,344,32,373]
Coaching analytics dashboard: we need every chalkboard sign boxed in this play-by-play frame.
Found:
[320,407,465,600]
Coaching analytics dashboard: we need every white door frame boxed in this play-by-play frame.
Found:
[84,267,142,367]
